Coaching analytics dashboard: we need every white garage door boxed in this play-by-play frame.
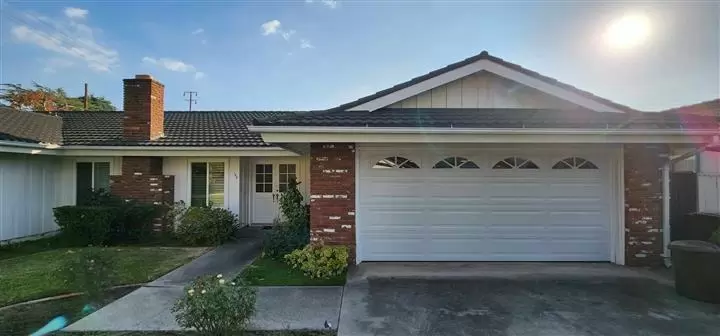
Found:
[357,145,615,262]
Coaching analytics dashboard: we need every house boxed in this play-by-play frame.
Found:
[660,100,720,213]
[0,51,716,267]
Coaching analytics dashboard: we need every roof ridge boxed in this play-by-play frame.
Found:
[327,50,639,113]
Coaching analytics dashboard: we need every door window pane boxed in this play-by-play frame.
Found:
[76,162,93,205]
[190,162,207,206]
[255,164,273,193]
[278,164,297,193]
[93,162,111,192]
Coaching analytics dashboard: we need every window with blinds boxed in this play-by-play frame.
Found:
[190,162,225,207]
[76,161,110,205]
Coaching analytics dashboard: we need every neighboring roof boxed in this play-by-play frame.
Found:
[0,107,63,144]
[661,99,720,116]
[329,51,638,113]
[253,108,718,130]
[57,111,295,146]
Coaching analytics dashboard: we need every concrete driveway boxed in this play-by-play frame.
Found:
[339,263,720,336]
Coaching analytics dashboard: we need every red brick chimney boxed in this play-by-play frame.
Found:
[123,74,164,141]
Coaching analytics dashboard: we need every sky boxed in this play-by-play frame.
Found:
[0,0,718,112]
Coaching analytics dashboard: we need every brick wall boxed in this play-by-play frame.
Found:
[624,144,668,266]
[123,75,164,141]
[110,156,174,231]
[309,143,356,259]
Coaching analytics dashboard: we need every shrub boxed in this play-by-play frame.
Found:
[60,247,117,303]
[264,221,309,259]
[711,228,720,246]
[111,201,157,244]
[264,178,310,258]
[172,274,256,336]
[53,206,115,246]
[284,244,348,279]
[175,206,237,246]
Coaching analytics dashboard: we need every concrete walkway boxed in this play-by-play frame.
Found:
[65,286,343,331]
[65,229,343,332]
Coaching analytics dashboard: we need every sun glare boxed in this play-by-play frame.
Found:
[604,13,651,51]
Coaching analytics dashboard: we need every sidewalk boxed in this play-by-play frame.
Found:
[64,229,343,332]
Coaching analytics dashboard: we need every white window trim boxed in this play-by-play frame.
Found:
[187,158,229,208]
[75,159,111,190]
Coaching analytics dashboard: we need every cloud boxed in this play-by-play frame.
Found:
[300,39,314,49]
[63,7,88,19]
[191,28,204,35]
[305,0,338,9]
[143,56,205,80]
[10,11,118,72]
[142,56,195,72]
[281,29,296,41]
[261,20,281,35]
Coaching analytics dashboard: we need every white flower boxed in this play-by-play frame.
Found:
[216,274,223,278]
[188,289,195,294]
[201,289,207,294]
[230,282,236,286]
[219,279,226,284]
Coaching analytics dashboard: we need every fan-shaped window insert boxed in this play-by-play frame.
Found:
[492,157,539,169]
[552,157,598,170]
[433,157,480,169]
[373,156,420,169]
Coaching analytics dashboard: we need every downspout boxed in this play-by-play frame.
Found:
[662,161,672,268]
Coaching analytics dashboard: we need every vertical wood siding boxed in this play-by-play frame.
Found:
[387,71,582,109]
[0,154,60,242]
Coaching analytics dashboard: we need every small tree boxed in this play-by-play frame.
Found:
[279,178,308,228]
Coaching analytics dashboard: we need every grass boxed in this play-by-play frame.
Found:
[0,287,137,336]
[70,332,335,336]
[238,256,346,286]
[0,246,208,307]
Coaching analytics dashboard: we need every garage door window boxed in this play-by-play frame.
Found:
[373,156,419,169]
[492,157,539,169]
[552,157,598,170]
[433,157,480,169]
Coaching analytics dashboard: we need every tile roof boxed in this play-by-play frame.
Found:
[661,99,720,116]
[329,51,639,113]
[253,108,719,130]
[0,107,63,144]
[57,111,295,146]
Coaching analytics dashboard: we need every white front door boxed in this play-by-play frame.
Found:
[252,161,299,224]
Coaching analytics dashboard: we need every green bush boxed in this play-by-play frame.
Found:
[711,228,720,246]
[60,247,117,303]
[284,244,348,279]
[62,189,158,245]
[175,206,237,246]
[112,201,157,243]
[53,206,115,246]
[264,178,310,258]
[172,274,256,336]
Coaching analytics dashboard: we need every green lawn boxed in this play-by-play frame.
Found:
[0,287,137,336]
[70,332,335,336]
[0,246,208,307]
[238,256,346,286]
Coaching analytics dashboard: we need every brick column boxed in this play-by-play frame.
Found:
[309,143,356,259]
[624,144,668,266]
[110,156,174,231]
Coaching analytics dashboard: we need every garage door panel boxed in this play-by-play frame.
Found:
[358,145,614,262]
